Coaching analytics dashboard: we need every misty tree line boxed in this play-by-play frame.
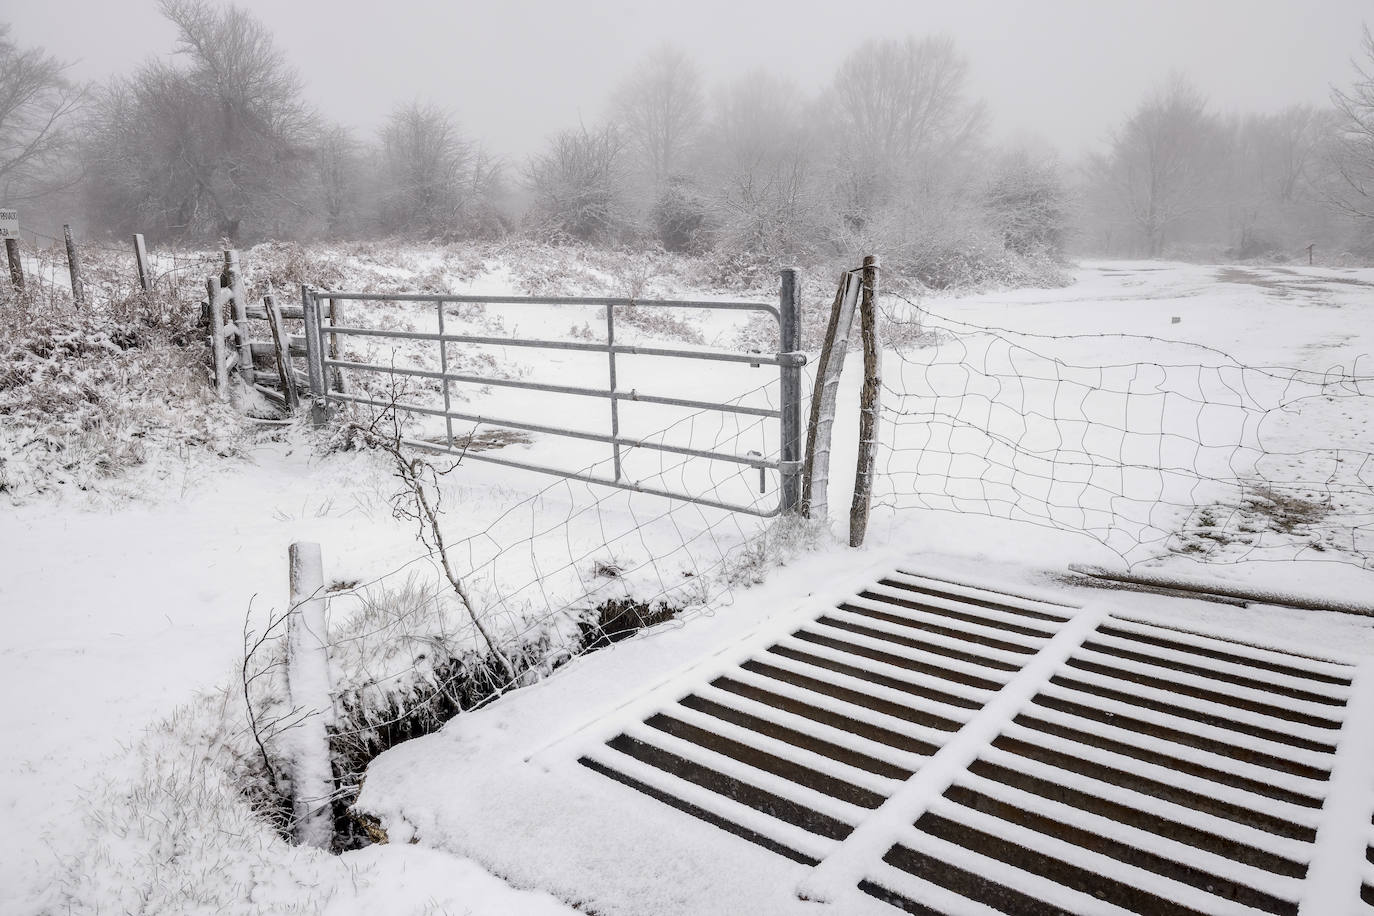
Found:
[5,1,1374,279]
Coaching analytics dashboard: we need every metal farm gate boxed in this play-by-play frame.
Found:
[296,271,806,518]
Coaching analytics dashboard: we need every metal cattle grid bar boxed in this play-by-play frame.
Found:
[568,568,1367,915]
[303,273,805,518]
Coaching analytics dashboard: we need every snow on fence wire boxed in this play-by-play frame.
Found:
[256,386,812,847]
[230,272,833,847]
[872,291,1374,569]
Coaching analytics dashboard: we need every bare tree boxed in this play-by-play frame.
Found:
[524,123,629,243]
[826,36,984,226]
[1222,105,1333,256]
[1331,25,1374,223]
[315,124,366,238]
[613,45,704,191]
[0,25,85,203]
[702,72,816,259]
[378,102,502,239]
[1094,76,1225,256]
[83,0,317,241]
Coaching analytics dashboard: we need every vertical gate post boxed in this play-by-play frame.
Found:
[224,250,254,389]
[779,268,803,515]
[301,286,328,426]
[437,299,454,446]
[606,303,623,481]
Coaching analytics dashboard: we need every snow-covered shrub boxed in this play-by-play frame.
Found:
[0,304,242,500]
[984,150,1072,259]
[651,179,710,253]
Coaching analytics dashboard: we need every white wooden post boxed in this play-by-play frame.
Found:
[225,250,254,389]
[207,276,229,400]
[287,541,334,849]
[802,271,861,522]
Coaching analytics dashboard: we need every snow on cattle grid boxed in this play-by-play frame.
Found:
[552,570,1374,915]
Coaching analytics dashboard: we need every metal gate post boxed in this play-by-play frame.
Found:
[779,268,803,515]
[301,285,328,426]
[606,303,623,481]
[437,299,455,447]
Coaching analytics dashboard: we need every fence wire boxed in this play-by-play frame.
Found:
[241,294,805,846]
[874,290,1374,569]
[6,230,219,321]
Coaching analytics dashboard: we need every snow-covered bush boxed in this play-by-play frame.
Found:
[0,291,242,501]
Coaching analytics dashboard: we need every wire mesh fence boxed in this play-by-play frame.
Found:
[873,290,1374,569]
[242,383,815,846]
[4,227,220,326]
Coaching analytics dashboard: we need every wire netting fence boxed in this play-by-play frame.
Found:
[240,293,812,847]
[874,290,1374,569]
[4,228,221,335]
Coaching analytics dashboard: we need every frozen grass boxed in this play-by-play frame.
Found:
[0,293,244,501]
[42,503,823,913]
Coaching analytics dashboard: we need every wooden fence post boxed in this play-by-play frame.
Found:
[849,255,881,548]
[5,237,23,296]
[327,297,346,393]
[224,250,254,389]
[802,271,860,521]
[301,286,328,426]
[207,276,230,401]
[287,541,335,849]
[265,286,300,410]
[63,225,85,307]
[132,233,152,292]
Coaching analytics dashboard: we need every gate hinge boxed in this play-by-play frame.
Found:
[777,351,808,368]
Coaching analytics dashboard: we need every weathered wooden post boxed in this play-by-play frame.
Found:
[778,268,804,515]
[802,271,860,521]
[63,225,85,307]
[2,208,23,296]
[207,276,230,401]
[265,286,300,410]
[224,250,254,389]
[132,233,152,292]
[849,255,881,548]
[301,286,328,426]
[327,297,346,393]
[287,541,335,849]
[3,239,21,297]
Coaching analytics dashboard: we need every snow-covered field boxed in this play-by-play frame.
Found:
[3,258,1373,914]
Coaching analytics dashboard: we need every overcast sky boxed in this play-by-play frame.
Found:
[8,0,1371,161]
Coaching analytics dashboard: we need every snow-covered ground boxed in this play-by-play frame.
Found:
[355,554,1374,915]
[3,258,1373,914]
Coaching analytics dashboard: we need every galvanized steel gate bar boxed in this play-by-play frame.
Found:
[300,271,806,518]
